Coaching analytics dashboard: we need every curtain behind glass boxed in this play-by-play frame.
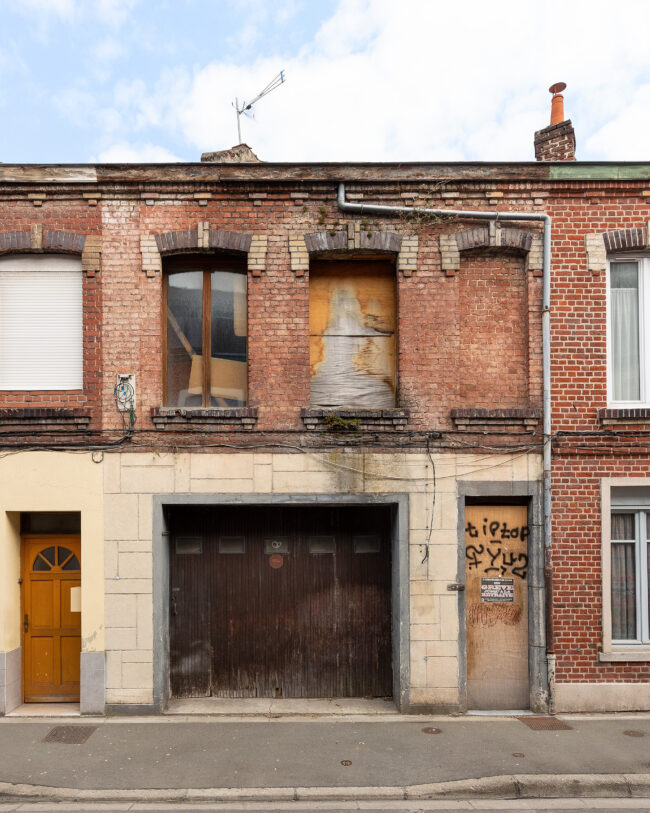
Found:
[611,262,640,401]
[611,513,636,640]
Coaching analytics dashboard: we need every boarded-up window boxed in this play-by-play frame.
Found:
[309,260,395,408]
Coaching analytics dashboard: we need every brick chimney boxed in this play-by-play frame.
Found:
[201,143,260,163]
[534,83,576,161]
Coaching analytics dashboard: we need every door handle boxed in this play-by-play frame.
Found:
[171,595,178,616]
[24,613,29,633]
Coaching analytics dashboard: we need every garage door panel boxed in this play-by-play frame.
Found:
[170,505,392,699]
[169,535,212,698]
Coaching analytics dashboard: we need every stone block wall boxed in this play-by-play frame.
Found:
[102,449,541,710]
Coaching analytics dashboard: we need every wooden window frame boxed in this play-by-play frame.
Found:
[163,254,247,408]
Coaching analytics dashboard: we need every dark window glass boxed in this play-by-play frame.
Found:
[21,512,80,534]
[33,554,52,571]
[165,265,247,407]
[166,271,203,407]
[57,546,73,565]
[40,546,55,565]
[61,554,80,571]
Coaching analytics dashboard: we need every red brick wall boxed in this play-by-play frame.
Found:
[99,189,543,433]
[0,183,549,437]
[457,250,529,408]
[549,184,650,683]
[0,202,102,429]
[552,454,650,683]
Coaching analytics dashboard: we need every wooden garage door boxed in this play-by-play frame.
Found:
[169,505,392,699]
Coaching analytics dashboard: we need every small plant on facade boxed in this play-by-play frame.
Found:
[324,413,361,433]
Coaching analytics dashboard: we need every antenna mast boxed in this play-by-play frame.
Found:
[234,70,286,144]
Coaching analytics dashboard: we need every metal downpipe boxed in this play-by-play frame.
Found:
[337,182,554,707]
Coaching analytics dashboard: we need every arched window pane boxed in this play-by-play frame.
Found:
[40,546,55,565]
[61,554,80,571]
[33,555,52,571]
[57,546,73,565]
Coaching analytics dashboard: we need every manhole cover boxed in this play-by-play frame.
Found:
[421,727,442,734]
[517,716,573,731]
[43,725,97,744]
[340,760,352,766]
[624,729,646,738]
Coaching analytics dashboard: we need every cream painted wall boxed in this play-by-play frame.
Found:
[0,451,104,652]
[103,449,542,707]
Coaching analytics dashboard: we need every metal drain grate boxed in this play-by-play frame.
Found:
[43,725,97,744]
[517,716,573,731]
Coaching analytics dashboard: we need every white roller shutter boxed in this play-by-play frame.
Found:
[0,255,83,390]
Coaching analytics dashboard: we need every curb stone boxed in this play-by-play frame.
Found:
[0,774,650,803]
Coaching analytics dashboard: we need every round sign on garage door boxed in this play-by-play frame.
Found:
[269,553,283,569]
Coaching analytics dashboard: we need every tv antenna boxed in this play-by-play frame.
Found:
[233,70,286,144]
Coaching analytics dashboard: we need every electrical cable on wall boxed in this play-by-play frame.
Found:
[421,434,437,565]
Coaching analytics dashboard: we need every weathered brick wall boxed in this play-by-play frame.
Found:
[550,184,650,684]
[457,251,529,407]
[0,199,102,427]
[89,182,544,435]
[534,121,576,162]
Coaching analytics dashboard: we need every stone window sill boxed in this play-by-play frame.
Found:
[598,649,650,662]
[598,408,650,425]
[151,407,258,430]
[0,408,90,433]
[450,408,540,433]
[301,408,409,432]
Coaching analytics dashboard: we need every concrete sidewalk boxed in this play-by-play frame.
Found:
[0,714,649,802]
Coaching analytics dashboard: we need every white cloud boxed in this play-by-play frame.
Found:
[2,0,137,26]
[96,0,138,27]
[585,84,650,161]
[58,0,650,162]
[94,36,124,62]
[9,0,75,18]
[91,142,183,162]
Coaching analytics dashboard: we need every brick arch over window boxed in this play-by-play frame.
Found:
[0,226,101,276]
[141,223,267,277]
[585,223,650,276]
[289,228,418,276]
[439,224,543,277]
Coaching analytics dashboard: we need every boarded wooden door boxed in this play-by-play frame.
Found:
[169,505,392,699]
[465,505,529,709]
[22,536,81,702]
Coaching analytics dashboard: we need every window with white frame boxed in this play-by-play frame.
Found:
[0,255,83,390]
[610,491,650,647]
[608,257,650,403]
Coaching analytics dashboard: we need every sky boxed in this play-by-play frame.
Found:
[0,0,649,164]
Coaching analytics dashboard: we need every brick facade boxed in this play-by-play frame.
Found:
[0,159,649,712]
[549,187,650,702]
[0,200,102,430]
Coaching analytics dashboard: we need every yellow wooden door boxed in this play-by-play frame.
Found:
[22,536,81,702]
[465,505,529,709]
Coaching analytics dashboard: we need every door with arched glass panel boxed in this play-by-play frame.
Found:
[21,537,81,702]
